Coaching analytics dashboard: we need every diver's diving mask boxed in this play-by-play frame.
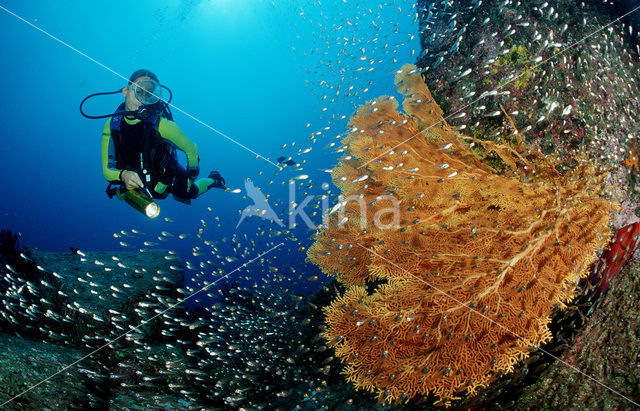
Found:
[131,78,162,105]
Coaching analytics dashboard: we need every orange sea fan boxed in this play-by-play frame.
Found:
[307,63,617,406]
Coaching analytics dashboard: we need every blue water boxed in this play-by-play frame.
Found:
[0,0,419,295]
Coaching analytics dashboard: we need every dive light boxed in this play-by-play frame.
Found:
[116,188,160,219]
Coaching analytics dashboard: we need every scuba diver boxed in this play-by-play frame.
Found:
[81,69,226,218]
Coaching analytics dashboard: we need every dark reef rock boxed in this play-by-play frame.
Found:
[0,333,91,410]
[26,248,184,315]
[0,233,196,409]
[0,232,345,409]
[516,260,640,409]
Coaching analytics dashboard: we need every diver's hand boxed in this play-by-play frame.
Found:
[121,170,144,190]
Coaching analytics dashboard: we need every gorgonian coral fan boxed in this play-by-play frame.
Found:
[307,64,617,405]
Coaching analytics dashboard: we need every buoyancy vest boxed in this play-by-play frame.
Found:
[110,102,177,196]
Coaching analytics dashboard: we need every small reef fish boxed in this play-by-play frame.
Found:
[277,156,298,167]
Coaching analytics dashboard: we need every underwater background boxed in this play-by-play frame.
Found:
[0,0,639,409]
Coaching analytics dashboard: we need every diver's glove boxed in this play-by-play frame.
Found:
[208,171,226,189]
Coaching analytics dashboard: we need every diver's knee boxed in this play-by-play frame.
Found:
[189,184,200,199]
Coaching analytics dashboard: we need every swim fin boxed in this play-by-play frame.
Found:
[208,171,226,189]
